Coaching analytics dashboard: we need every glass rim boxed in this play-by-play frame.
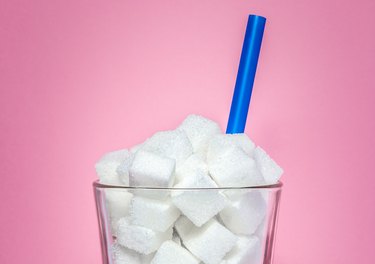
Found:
[92,180,283,190]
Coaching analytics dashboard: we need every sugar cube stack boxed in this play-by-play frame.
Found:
[95,114,283,264]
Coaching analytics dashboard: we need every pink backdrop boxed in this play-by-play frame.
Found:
[1,0,375,263]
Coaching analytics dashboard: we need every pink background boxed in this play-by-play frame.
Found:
[1,0,375,263]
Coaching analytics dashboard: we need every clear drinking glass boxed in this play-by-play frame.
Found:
[94,181,282,264]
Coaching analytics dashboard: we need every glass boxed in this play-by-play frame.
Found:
[94,181,282,264]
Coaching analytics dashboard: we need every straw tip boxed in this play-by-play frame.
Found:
[248,14,267,21]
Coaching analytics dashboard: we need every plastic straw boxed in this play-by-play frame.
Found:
[226,15,266,134]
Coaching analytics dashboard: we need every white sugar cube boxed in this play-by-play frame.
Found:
[129,150,176,187]
[220,191,266,235]
[172,170,228,226]
[174,215,193,239]
[117,218,173,255]
[140,130,193,166]
[141,253,155,264]
[175,217,238,264]
[254,147,283,184]
[105,190,133,234]
[227,134,256,156]
[175,153,208,183]
[207,134,255,158]
[130,142,144,154]
[178,115,222,153]
[112,243,142,264]
[151,241,199,264]
[129,196,180,232]
[207,141,264,187]
[95,149,133,185]
[116,152,135,186]
[221,236,261,264]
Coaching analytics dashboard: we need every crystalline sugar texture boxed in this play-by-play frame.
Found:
[207,136,264,187]
[95,149,133,185]
[130,142,144,154]
[178,114,222,153]
[207,134,255,160]
[112,243,142,264]
[129,150,176,187]
[117,218,173,255]
[150,241,199,264]
[141,253,155,264]
[208,147,264,187]
[221,236,261,264]
[175,153,208,183]
[116,152,135,185]
[172,170,228,226]
[227,134,256,156]
[129,196,180,232]
[220,191,266,235]
[105,190,133,234]
[254,147,283,184]
[175,216,238,264]
[139,130,193,166]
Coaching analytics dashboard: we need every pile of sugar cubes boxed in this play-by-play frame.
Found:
[96,115,283,264]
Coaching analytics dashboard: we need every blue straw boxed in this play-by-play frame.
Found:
[226,15,266,134]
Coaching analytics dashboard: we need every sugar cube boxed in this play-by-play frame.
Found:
[129,150,176,187]
[207,134,255,157]
[151,241,199,264]
[221,236,261,264]
[95,149,133,185]
[178,115,222,153]
[141,253,155,264]
[112,242,142,264]
[130,142,144,154]
[175,216,238,264]
[105,190,133,234]
[117,218,173,255]
[116,153,135,186]
[172,170,228,226]
[220,191,266,235]
[129,196,180,232]
[254,147,283,184]
[139,130,193,166]
[174,215,193,239]
[207,141,264,187]
[175,153,208,183]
